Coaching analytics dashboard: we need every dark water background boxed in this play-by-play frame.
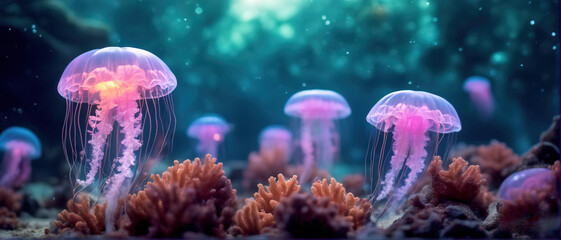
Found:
[0,0,559,182]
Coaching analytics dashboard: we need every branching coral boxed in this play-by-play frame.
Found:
[287,165,330,183]
[427,156,495,216]
[274,192,351,239]
[243,147,289,193]
[232,174,300,236]
[0,187,21,230]
[472,141,521,189]
[311,178,371,230]
[125,154,236,238]
[52,195,122,235]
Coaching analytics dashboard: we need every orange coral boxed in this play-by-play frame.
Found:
[243,147,289,192]
[0,187,21,230]
[53,195,122,235]
[311,178,371,230]
[428,156,495,215]
[472,141,521,189]
[287,165,330,183]
[125,154,236,237]
[232,174,300,236]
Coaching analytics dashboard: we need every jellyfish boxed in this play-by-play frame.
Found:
[284,89,351,182]
[187,114,230,158]
[0,127,41,188]
[366,90,461,204]
[58,47,177,231]
[259,125,292,161]
[463,76,494,119]
[498,168,556,202]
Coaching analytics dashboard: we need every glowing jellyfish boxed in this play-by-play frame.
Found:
[366,90,461,203]
[58,47,177,231]
[0,127,41,188]
[187,114,230,158]
[259,125,292,161]
[284,89,351,182]
[498,168,556,202]
[463,76,494,119]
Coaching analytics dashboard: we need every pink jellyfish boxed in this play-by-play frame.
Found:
[498,168,556,202]
[187,114,230,158]
[284,89,351,182]
[0,127,41,188]
[58,47,177,231]
[366,90,461,204]
[463,76,494,119]
[259,125,292,161]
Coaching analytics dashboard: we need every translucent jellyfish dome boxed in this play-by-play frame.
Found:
[498,168,556,201]
[463,76,494,119]
[187,114,231,157]
[0,126,41,159]
[58,47,177,103]
[284,89,351,119]
[367,90,461,133]
[259,125,292,154]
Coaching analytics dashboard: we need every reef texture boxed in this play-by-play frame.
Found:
[274,192,351,239]
[125,154,236,238]
[311,178,371,230]
[51,195,122,235]
[0,187,21,230]
[471,141,521,189]
[231,174,300,236]
[242,148,289,193]
[342,174,366,197]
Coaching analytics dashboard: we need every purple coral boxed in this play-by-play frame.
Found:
[284,89,351,182]
[0,127,41,188]
[58,47,177,232]
[366,90,461,204]
[187,114,230,158]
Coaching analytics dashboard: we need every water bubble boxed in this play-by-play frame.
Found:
[552,32,556,37]
[302,82,307,87]
[345,51,349,55]
[325,20,331,25]
[478,7,483,11]
[520,63,524,67]
[458,47,463,52]
[321,15,327,20]
[530,20,535,25]
[408,81,412,85]
[553,45,557,50]
[195,7,203,14]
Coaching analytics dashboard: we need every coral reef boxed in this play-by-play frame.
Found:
[286,165,331,183]
[52,195,122,235]
[471,141,521,189]
[311,178,371,230]
[0,187,21,230]
[539,115,560,144]
[232,174,300,236]
[125,154,236,238]
[242,148,289,193]
[274,193,351,239]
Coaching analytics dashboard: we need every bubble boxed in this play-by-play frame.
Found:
[552,32,556,37]
[530,20,535,25]
[195,7,203,14]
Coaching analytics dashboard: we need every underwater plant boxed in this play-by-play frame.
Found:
[284,89,351,182]
[187,114,230,158]
[366,90,461,205]
[463,76,494,119]
[258,125,292,160]
[0,126,41,188]
[57,47,177,231]
[0,187,21,230]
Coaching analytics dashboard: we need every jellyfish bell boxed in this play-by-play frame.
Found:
[463,76,494,119]
[58,47,177,231]
[187,114,230,158]
[498,168,556,202]
[0,126,41,188]
[258,125,292,161]
[366,90,461,215]
[284,89,351,182]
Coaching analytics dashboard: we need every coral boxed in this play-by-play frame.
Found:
[232,174,300,236]
[539,115,560,145]
[125,154,236,237]
[428,156,495,216]
[242,147,289,193]
[342,174,366,197]
[274,193,351,239]
[311,178,371,230]
[387,206,443,238]
[52,195,122,235]
[0,187,21,230]
[472,141,521,189]
[287,165,330,183]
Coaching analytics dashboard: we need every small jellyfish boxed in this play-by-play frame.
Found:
[284,89,351,182]
[259,125,292,161]
[0,127,41,188]
[463,76,494,119]
[498,168,556,202]
[366,90,461,204]
[58,47,177,231]
[187,114,230,158]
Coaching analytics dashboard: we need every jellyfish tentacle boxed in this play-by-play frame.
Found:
[0,149,22,187]
[376,122,409,201]
[300,119,314,182]
[394,128,429,200]
[104,94,142,231]
[77,100,115,187]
